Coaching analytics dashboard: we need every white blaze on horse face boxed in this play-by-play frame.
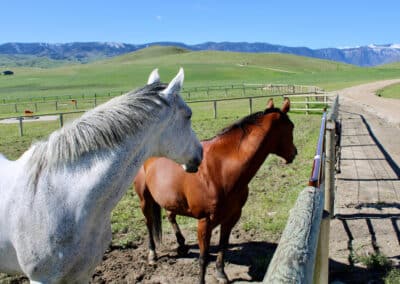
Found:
[147,68,160,85]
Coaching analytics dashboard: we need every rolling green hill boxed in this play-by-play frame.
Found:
[0,54,73,68]
[1,46,400,100]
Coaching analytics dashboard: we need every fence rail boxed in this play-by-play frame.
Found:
[0,93,336,136]
[263,95,339,283]
[0,83,324,116]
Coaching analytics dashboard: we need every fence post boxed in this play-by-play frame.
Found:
[314,209,330,284]
[249,97,253,114]
[55,101,58,111]
[213,101,217,119]
[306,96,310,115]
[59,113,64,128]
[34,103,38,112]
[94,93,97,107]
[325,120,336,215]
[18,117,23,136]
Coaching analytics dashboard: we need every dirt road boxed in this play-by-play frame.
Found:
[330,79,400,283]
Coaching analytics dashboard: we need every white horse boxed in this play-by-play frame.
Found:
[0,68,203,283]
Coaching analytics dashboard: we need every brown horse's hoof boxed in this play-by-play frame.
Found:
[177,244,189,256]
[148,250,157,265]
[216,271,229,284]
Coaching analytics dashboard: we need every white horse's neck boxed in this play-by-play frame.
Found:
[67,125,158,216]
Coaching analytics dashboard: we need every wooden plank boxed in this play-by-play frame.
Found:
[263,185,324,283]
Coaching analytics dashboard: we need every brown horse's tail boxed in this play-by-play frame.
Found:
[150,197,162,245]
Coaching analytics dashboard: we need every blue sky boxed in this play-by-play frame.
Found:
[2,0,399,49]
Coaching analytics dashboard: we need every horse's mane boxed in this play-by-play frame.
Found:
[28,82,168,186]
[206,107,289,141]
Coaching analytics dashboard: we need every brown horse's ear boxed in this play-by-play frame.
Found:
[266,98,274,109]
[281,98,290,113]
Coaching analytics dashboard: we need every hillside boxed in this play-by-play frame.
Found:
[1,46,400,100]
[1,42,400,67]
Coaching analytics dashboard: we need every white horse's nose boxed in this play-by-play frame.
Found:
[182,146,203,173]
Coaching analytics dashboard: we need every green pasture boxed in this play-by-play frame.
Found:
[376,82,400,99]
[1,46,400,103]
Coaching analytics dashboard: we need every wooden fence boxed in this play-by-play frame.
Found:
[1,93,335,137]
[0,83,323,116]
[263,96,339,283]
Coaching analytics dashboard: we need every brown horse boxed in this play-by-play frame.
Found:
[134,98,297,284]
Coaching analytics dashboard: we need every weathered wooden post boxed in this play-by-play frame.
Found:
[59,113,64,128]
[55,101,58,111]
[14,103,18,113]
[18,117,23,136]
[94,93,97,107]
[306,96,310,115]
[249,97,253,114]
[34,103,38,112]
[263,185,325,283]
[213,100,217,119]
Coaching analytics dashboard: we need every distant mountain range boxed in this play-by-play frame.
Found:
[1,41,400,67]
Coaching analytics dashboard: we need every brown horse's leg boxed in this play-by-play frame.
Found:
[197,218,212,284]
[141,191,161,265]
[166,210,188,256]
[216,211,242,283]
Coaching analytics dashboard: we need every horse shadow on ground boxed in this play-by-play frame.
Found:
[157,240,277,282]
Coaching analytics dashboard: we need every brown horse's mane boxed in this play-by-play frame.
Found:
[204,107,289,142]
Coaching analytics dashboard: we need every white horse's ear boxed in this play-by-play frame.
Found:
[147,68,160,84]
[161,68,184,98]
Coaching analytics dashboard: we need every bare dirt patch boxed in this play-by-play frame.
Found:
[91,227,274,284]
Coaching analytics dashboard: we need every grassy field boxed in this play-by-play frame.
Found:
[1,46,400,102]
[376,82,400,99]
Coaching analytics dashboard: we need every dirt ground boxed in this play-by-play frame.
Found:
[91,227,273,284]
[3,80,400,284]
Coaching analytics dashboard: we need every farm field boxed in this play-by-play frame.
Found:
[1,46,400,102]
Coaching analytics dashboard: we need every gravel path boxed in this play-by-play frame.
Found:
[330,79,400,283]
